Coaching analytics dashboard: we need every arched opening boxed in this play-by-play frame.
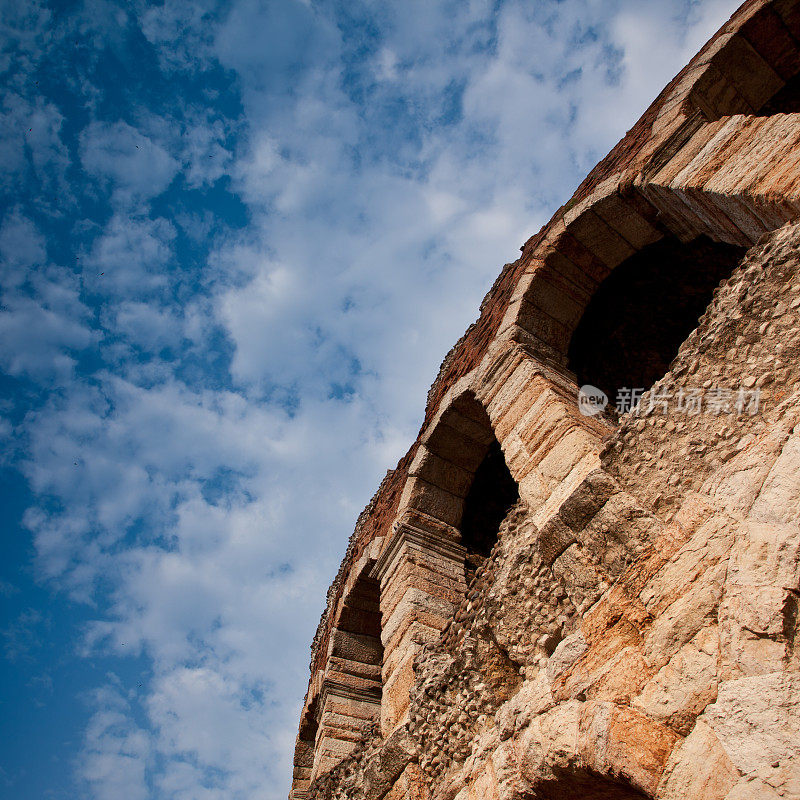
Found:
[290,706,319,799]
[567,235,746,405]
[310,571,383,781]
[411,391,520,579]
[532,769,652,800]
[685,2,800,121]
[332,572,384,684]
[376,392,521,734]
[460,437,519,583]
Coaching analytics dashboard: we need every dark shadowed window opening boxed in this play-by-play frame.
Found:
[567,235,746,406]
[758,71,800,115]
[299,709,318,748]
[460,438,519,583]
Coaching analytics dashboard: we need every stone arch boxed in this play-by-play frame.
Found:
[497,9,800,413]
[403,390,519,544]
[373,390,522,733]
[530,772,652,800]
[517,701,672,800]
[460,436,520,580]
[305,566,383,784]
[504,112,800,393]
[566,234,746,401]
[289,704,318,799]
[684,0,800,121]
[501,3,800,373]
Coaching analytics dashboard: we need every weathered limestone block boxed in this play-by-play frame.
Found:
[639,511,735,615]
[719,517,800,677]
[749,432,800,527]
[724,761,800,800]
[643,563,726,670]
[578,701,681,796]
[725,778,783,800]
[381,653,417,735]
[375,515,468,735]
[575,490,659,578]
[657,720,741,800]
[634,627,720,734]
[490,740,526,800]
[469,766,500,800]
[331,630,384,665]
[702,672,800,781]
[545,632,588,682]
[518,700,582,785]
[361,727,416,799]
[719,584,791,676]
[494,675,554,742]
[550,542,606,612]
[703,415,797,518]
[384,765,430,800]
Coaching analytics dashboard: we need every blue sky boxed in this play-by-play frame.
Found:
[0,1,740,798]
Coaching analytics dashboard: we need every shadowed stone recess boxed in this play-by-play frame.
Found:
[461,438,519,581]
[568,236,746,402]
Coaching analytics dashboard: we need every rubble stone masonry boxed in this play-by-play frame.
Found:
[289,2,800,798]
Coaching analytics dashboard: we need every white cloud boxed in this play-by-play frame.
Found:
[82,214,176,297]
[214,0,340,91]
[140,0,218,72]
[0,293,93,381]
[0,94,71,195]
[0,212,93,382]
[80,120,180,206]
[108,301,183,353]
[23,373,384,793]
[147,667,272,786]
[0,210,47,287]
[80,684,151,800]
[181,116,234,188]
[374,47,399,82]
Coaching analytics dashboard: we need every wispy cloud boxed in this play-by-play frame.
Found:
[80,121,180,207]
[80,683,151,800]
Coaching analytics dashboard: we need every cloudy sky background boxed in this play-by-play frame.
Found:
[0,1,740,797]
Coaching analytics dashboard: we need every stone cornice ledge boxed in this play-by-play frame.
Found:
[370,510,465,583]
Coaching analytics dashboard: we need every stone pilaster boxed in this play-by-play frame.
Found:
[311,677,381,779]
[372,510,467,735]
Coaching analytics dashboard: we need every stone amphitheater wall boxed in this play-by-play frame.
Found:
[289,2,800,799]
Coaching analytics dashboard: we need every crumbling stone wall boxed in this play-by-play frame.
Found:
[290,2,800,799]
[603,222,800,518]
